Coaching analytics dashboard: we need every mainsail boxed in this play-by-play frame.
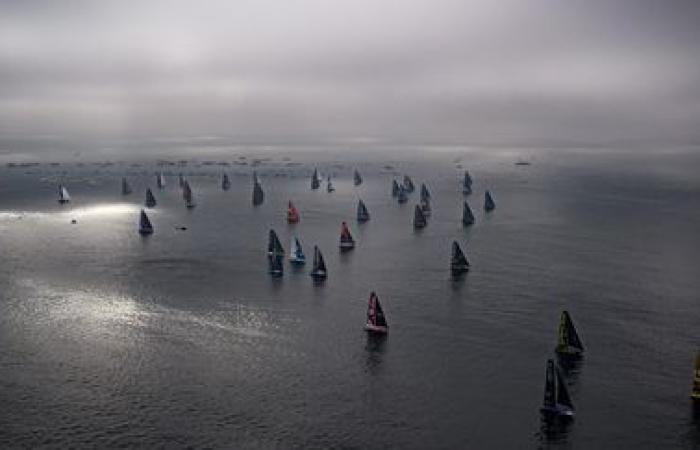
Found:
[365,291,388,333]
[397,185,408,204]
[289,236,306,264]
[139,209,154,234]
[420,183,431,202]
[403,175,415,192]
[287,201,300,223]
[122,177,132,195]
[420,198,431,217]
[413,204,427,228]
[178,173,185,188]
[541,359,575,417]
[183,180,196,208]
[58,185,71,203]
[222,173,231,191]
[451,241,470,274]
[252,172,264,205]
[268,254,283,277]
[327,175,335,192]
[340,221,355,249]
[145,188,157,208]
[268,229,285,256]
[391,179,400,197]
[311,168,320,190]
[310,246,327,279]
[463,171,473,194]
[484,190,496,211]
[354,169,363,186]
[556,311,584,355]
[462,201,475,226]
[357,199,370,222]
[157,172,165,189]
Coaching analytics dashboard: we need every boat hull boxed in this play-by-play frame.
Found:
[340,241,355,250]
[310,271,327,279]
[289,257,306,265]
[365,323,388,334]
[139,228,153,235]
[540,405,574,417]
[555,345,583,356]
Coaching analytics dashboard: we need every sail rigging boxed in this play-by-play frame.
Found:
[556,311,584,355]
[462,201,475,226]
[357,199,370,222]
[145,188,157,208]
[365,291,388,334]
[139,210,154,235]
[451,241,470,274]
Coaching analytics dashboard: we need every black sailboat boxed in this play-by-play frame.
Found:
[268,254,283,277]
[420,198,431,217]
[310,246,327,279]
[183,180,196,208]
[413,204,427,228]
[311,168,321,190]
[450,241,470,275]
[221,173,231,190]
[555,311,584,356]
[354,169,363,186]
[463,171,473,195]
[420,183,431,202]
[541,359,575,417]
[145,188,157,208]
[364,291,388,334]
[139,209,154,235]
[178,173,185,188]
[397,185,408,204]
[484,190,496,211]
[391,179,400,197]
[357,199,370,222]
[462,201,475,226]
[252,171,264,205]
[403,175,415,192]
[268,229,285,257]
[121,177,132,195]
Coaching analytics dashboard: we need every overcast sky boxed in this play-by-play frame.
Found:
[1,0,699,147]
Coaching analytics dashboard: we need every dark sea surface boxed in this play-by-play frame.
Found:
[0,147,698,449]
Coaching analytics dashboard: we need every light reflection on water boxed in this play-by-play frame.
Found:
[0,203,142,222]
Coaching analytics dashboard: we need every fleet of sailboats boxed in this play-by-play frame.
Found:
[541,359,575,417]
[365,291,388,334]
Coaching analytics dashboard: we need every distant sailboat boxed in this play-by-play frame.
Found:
[397,185,408,204]
[287,200,300,223]
[268,229,285,257]
[339,221,355,250]
[484,190,496,211]
[183,180,196,208]
[121,177,132,195]
[692,354,700,400]
[451,241,470,275]
[462,201,475,226]
[145,188,157,208]
[268,254,283,277]
[420,198,431,217]
[357,199,370,222]
[252,172,264,206]
[541,359,575,417]
[157,172,165,189]
[311,168,321,190]
[289,236,306,264]
[57,184,71,203]
[403,175,415,192]
[139,209,154,235]
[413,204,427,228]
[420,183,430,202]
[463,171,473,195]
[354,169,363,186]
[310,246,327,279]
[327,175,335,192]
[221,173,231,191]
[391,179,400,197]
[178,173,185,188]
[555,311,584,356]
[364,291,388,334]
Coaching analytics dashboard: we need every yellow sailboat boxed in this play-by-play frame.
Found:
[692,354,700,400]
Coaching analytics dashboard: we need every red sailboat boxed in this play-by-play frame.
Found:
[287,200,300,223]
[339,221,355,250]
[365,291,388,334]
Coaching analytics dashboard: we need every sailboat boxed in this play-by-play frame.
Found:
[555,311,584,356]
[463,171,473,195]
[364,291,388,334]
[397,185,408,204]
[414,204,427,228]
[692,354,700,400]
[57,184,71,203]
[145,188,157,208]
[252,171,264,205]
[221,172,231,191]
[311,168,321,190]
[327,175,335,192]
[354,169,363,186]
[420,198,431,217]
[183,180,196,208]
[157,172,165,189]
[268,254,283,277]
[484,190,496,211]
[420,183,431,202]
[541,359,575,417]
[289,236,306,264]
[403,175,415,192]
[310,246,327,279]
[139,209,154,235]
[178,173,185,188]
[451,241,470,275]
[287,200,300,223]
[339,221,355,250]
[121,177,132,195]
[357,199,370,222]
[462,201,475,226]
[268,229,285,257]
[391,179,400,197]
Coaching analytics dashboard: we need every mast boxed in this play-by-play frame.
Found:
[462,201,475,226]
[145,188,157,208]
[413,204,427,228]
[484,190,496,211]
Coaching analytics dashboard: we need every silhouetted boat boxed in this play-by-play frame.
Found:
[157,172,165,189]
[221,173,231,190]
[414,204,427,228]
[420,198,431,217]
[145,188,157,208]
[268,229,285,256]
[178,173,185,188]
[354,169,363,186]
[420,183,430,202]
[391,179,400,197]
[357,199,370,222]
[462,201,475,226]
[555,311,584,356]
[139,209,153,235]
[183,180,196,208]
[365,291,388,334]
[451,241,470,275]
[310,246,327,279]
[397,185,408,204]
[252,172,264,205]
[541,359,575,417]
[403,175,415,192]
[268,254,283,277]
[289,236,306,265]
[340,221,355,250]
[484,190,495,211]
[311,168,321,190]
[463,171,472,195]
[692,354,700,400]
[121,177,132,195]
[327,175,335,192]
[57,185,71,203]
[287,200,300,223]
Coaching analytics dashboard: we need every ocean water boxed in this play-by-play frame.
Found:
[0,147,698,449]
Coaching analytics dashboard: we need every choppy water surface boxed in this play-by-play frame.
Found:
[0,147,698,448]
